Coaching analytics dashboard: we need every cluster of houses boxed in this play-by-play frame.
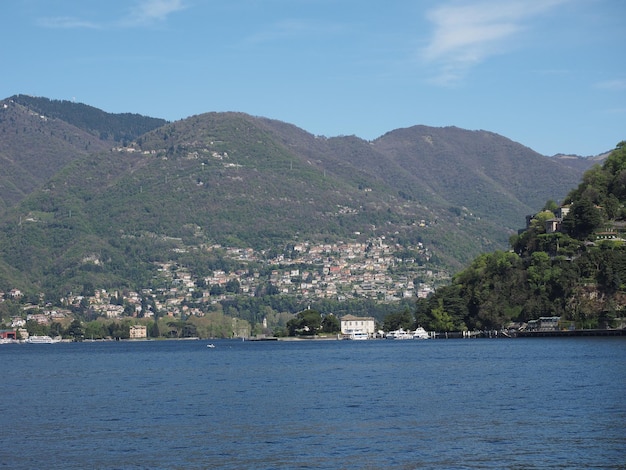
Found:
[107,141,444,302]
[0,237,445,336]
[160,236,442,307]
[59,236,441,320]
[0,324,147,343]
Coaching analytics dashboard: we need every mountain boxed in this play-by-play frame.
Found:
[0,95,166,211]
[252,118,596,255]
[0,98,106,210]
[0,96,606,295]
[9,94,167,144]
[552,151,610,171]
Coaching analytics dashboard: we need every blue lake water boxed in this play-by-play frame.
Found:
[1,337,625,469]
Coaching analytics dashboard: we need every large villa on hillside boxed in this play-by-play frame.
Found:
[542,205,570,234]
[528,204,626,241]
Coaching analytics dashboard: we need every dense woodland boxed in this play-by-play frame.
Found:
[415,142,626,331]
[10,94,167,143]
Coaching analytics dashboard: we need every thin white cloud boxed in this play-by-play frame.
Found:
[422,0,568,85]
[245,18,347,45]
[595,79,626,91]
[122,0,187,26]
[38,0,186,30]
[37,16,101,30]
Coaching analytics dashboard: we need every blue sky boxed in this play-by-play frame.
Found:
[2,0,624,156]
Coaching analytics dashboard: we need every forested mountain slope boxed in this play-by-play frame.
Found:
[0,99,108,210]
[0,96,166,211]
[9,94,167,144]
[256,119,593,232]
[0,97,603,297]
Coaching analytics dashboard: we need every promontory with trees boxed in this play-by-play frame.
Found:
[416,142,626,333]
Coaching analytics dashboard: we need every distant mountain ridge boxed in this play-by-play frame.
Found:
[0,95,609,294]
[551,151,611,171]
[0,96,166,211]
[9,94,168,143]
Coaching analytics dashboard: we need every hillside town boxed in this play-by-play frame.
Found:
[181,236,443,303]
[0,236,448,333]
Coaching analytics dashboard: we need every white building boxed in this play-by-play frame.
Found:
[129,325,147,339]
[340,314,376,337]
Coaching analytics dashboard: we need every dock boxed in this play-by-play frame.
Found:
[516,329,626,338]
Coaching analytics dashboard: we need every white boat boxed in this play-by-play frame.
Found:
[348,332,369,340]
[412,327,430,340]
[386,328,413,340]
[207,343,216,348]
[27,335,56,344]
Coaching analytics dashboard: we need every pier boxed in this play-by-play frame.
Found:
[428,329,626,339]
[516,329,626,338]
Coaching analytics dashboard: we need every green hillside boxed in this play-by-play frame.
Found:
[0,98,601,303]
[416,142,626,331]
[0,96,166,211]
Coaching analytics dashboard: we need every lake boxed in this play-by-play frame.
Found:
[1,337,625,469]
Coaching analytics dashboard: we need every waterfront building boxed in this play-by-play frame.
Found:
[340,314,376,337]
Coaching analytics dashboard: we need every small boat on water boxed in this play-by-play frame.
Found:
[27,335,56,344]
[412,327,430,340]
[207,343,216,348]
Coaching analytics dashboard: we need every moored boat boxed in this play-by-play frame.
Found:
[347,332,369,340]
[27,335,56,344]
[386,328,430,340]
[386,328,412,339]
[412,327,430,340]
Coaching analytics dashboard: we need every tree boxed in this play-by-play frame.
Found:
[167,320,186,338]
[25,319,49,336]
[49,322,64,338]
[181,322,198,338]
[382,308,413,331]
[286,309,321,336]
[84,321,108,339]
[149,319,160,338]
[563,196,603,239]
[510,212,552,256]
[430,298,456,332]
[209,284,224,296]
[108,321,130,340]
[66,319,84,341]
[527,251,552,295]
[543,200,559,212]
[81,281,95,297]
[321,314,340,333]
[123,302,135,316]
[225,279,241,294]
[415,298,431,329]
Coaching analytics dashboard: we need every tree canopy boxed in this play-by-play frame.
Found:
[417,142,626,331]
